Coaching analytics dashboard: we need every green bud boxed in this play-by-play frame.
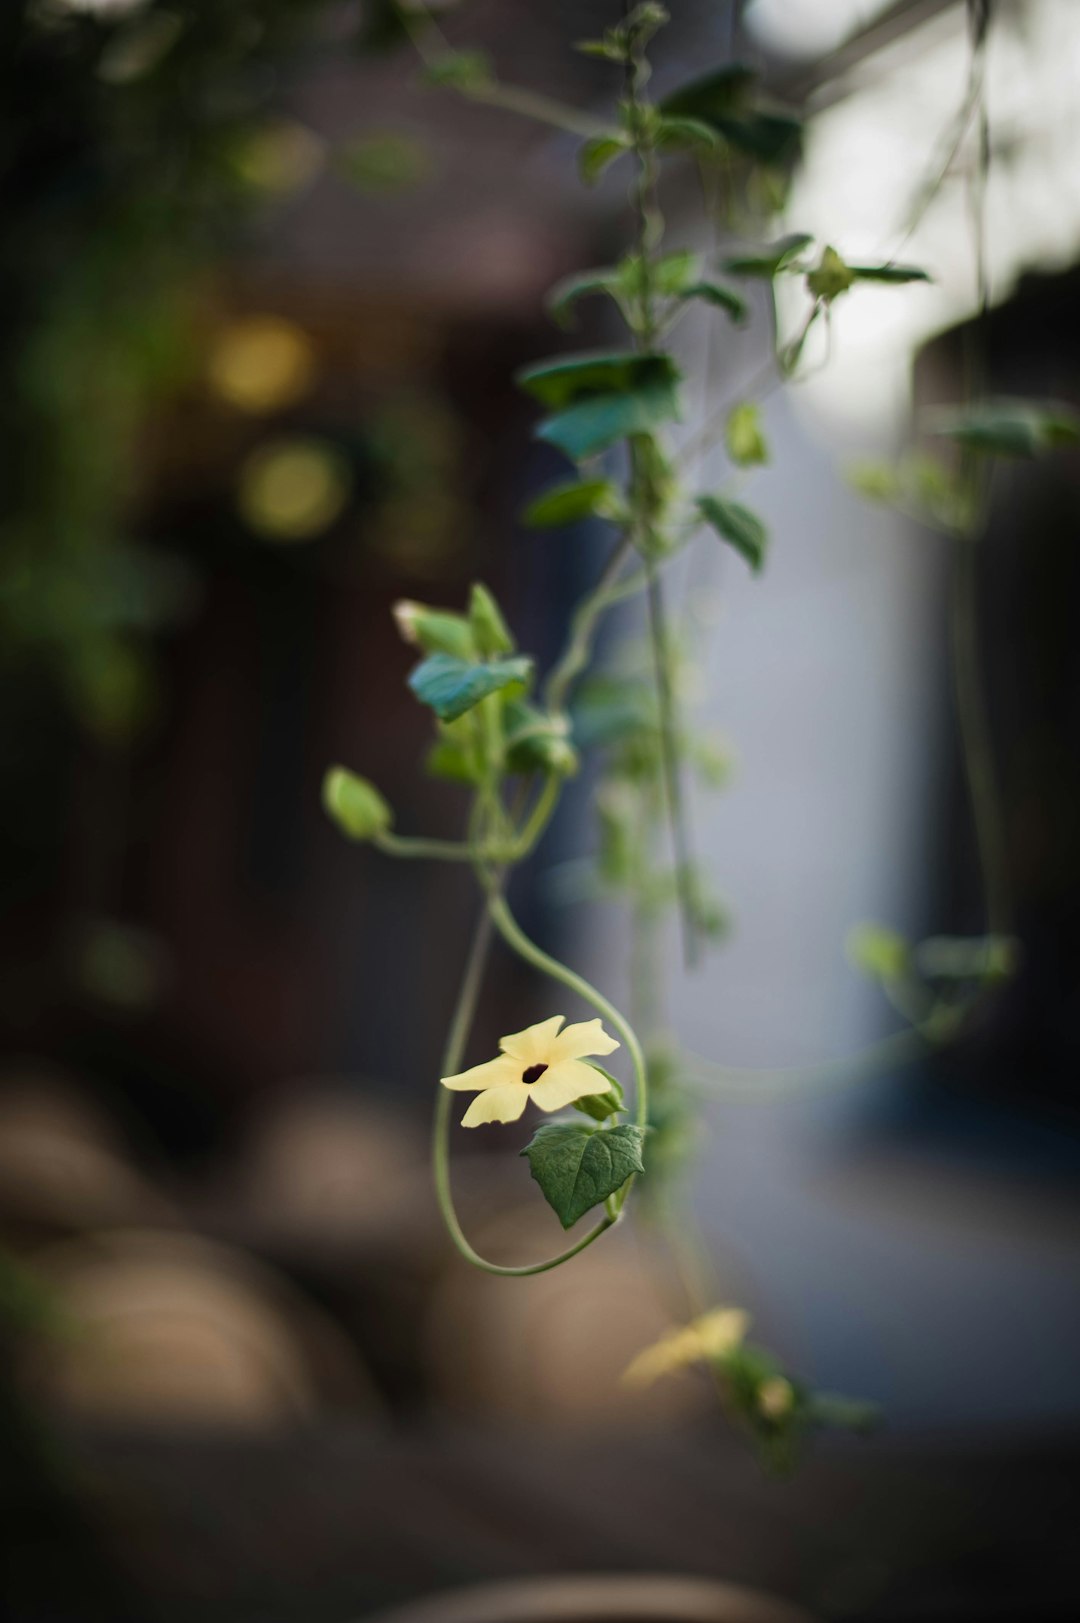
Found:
[807,246,855,302]
[392,599,476,660]
[725,402,769,467]
[322,766,392,840]
[468,582,515,657]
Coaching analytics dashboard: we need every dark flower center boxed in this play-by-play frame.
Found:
[521,1063,548,1085]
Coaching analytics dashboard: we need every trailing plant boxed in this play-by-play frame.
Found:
[325,0,1078,1465]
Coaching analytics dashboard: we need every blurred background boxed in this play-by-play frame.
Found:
[2,1,1079,1620]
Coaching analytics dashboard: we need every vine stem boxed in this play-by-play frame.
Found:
[401,4,603,139]
[544,533,634,714]
[644,558,700,967]
[622,15,701,968]
[688,1026,927,1101]
[432,901,617,1277]
[485,889,649,1135]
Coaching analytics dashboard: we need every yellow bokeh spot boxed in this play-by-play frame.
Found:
[237,438,351,543]
[208,317,316,415]
[232,119,325,196]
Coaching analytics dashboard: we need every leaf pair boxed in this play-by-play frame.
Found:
[517,350,682,461]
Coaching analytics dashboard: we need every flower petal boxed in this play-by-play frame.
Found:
[498,1015,565,1065]
[551,1017,619,1062]
[441,1054,519,1092]
[528,1059,605,1114]
[460,1083,530,1127]
[694,1307,749,1357]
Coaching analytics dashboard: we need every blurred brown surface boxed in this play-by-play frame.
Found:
[7,1421,1076,1623]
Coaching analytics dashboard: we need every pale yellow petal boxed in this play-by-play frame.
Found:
[622,1307,749,1389]
[498,1015,564,1065]
[440,1054,519,1092]
[528,1059,607,1114]
[694,1307,750,1357]
[550,1017,619,1063]
[460,1082,530,1127]
[622,1326,701,1388]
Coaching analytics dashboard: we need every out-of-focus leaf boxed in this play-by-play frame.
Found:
[927,398,1080,457]
[393,600,476,659]
[578,132,630,185]
[850,263,932,284]
[408,651,533,722]
[518,351,682,461]
[468,582,515,657]
[522,477,625,529]
[660,63,760,122]
[677,281,748,323]
[504,701,579,777]
[725,402,768,467]
[423,49,492,92]
[722,233,813,278]
[846,922,910,983]
[696,494,768,572]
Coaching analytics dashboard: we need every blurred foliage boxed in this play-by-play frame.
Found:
[0,0,339,743]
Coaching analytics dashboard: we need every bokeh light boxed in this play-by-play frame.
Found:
[208,315,317,415]
[236,435,351,542]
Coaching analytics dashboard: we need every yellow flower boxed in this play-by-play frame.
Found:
[622,1306,750,1387]
[441,1014,619,1128]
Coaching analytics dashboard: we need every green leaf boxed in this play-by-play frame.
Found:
[408,652,533,722]
[806,246,855,302]
[503,700,579,777]
[660,63,760,122]
[849,263,932,284]
[847,460,902,503]
[425,735,479,786]
[539,393,677,460]
[677,281,748,323]
[547,253,701,330]
[521,1120,645,1229]
[717,111,802,166]
[468,582,514,657]
[696,495,768,572]
[392,599,476,659]
[517,352,682,462]
[722,233,813,278]
[522,477,624,529]
[627,249,700,297]
[578,132,630,185]
[545,267,622,329]
[927,398,1080,457]
[517,350,673,409]
[424,49,492,93]
[572,676,656,750]
[913,933,1018,984]
[725,402,768,467]
[654,116,722,154]
[322,767,392,840]
[660,71,801,165]
[575,36,625,63]
[846,922,910,983]
[573,1063,626,1122]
